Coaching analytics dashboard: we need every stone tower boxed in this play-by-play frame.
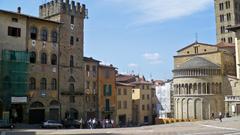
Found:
[214,0,240,44]
[39,0,87,119]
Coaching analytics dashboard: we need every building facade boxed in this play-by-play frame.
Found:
[0,8,61,123]
[214,0,240,43]
[27,16,60,124]
[98,65,117,121]
[39,0,87,120]
[226,25,240,116]
[83,57,100,120]
[116,82,133,127]
[173,42,235,120]
[155,80,174,118]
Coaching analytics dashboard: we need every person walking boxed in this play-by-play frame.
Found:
[219,112,222,122]
[211,113,215,120]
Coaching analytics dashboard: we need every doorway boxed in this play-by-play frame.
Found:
[11,104,23,123]
[237,104,240,115]
[118,115,126,126]
[29,109,45,124]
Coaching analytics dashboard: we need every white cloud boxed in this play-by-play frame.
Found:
[143,53,161,64]
[128,63,138,68]
[104,0,212,25]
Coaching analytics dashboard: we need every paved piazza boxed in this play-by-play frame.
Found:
[0,117,240,135]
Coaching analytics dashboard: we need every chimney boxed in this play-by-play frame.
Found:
[17,7,21,13]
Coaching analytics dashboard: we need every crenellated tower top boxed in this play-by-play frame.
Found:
[39,0,88,19]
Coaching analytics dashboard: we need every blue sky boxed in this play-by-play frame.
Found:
[0,0,215,80]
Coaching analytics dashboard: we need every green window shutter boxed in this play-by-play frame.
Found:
[109,85,112,96]
[104,84,107,96]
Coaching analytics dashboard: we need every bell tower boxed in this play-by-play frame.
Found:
[39,0,88,119]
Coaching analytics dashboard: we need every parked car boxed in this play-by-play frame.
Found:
[62,119,82,128]
[0,120,15,129]
[42,120,63,129]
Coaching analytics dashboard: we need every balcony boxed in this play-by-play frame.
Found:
[225,96,240,102]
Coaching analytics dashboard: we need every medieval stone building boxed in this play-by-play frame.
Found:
[173,42,235,120]
[39,0,87,120]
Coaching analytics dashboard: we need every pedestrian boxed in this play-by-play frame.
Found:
[211,113,215,120]
[111,119,114,128]
[219,112,222,122]
[79,118,83,129]
[106,119,109,128]
[92,118,96,129]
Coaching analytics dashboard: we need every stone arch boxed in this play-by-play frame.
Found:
[215,83,219,94]
[181,84,184,95]
[188,98,194,119]
[212,83,215,94]
[30,101,44,108]
[194,98,202,120]
[193,83,197,94]
[29,101,45,124]
[219,83,222,94]
[175,85,178,95]
[203,83,206,94]
[175,98,179,119]
[49,100,60,121]
[198,83,201,94]
[207,83,210,94]
[184,84,188,95]
[189,84,193,94]
[182,98,188,119]
[177,98,182,119]
[49,100,60,107]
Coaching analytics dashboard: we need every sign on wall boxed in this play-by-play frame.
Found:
[11,97,27,103]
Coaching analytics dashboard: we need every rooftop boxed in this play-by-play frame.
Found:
[83,57,101,63]
[0,9,61,24]
[175,57,220,70]
[177,41,215,52]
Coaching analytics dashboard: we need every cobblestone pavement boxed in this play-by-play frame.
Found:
[0,116,240,135]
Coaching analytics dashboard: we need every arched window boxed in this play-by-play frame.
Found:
[69,83,74,92]
[51,78,57,90]
[51,31,57,43]
[40,78,47,90]
[29,77,36,90]
[30,27,38,40]
[41,29,48,41]
[51,54,57,65]
[70,55,74,67]
[30,52,36,63]
[41,53,47,64]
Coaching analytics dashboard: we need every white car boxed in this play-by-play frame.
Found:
[42,120,63,129]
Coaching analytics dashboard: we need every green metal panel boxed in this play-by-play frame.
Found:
[0,50,29,109]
